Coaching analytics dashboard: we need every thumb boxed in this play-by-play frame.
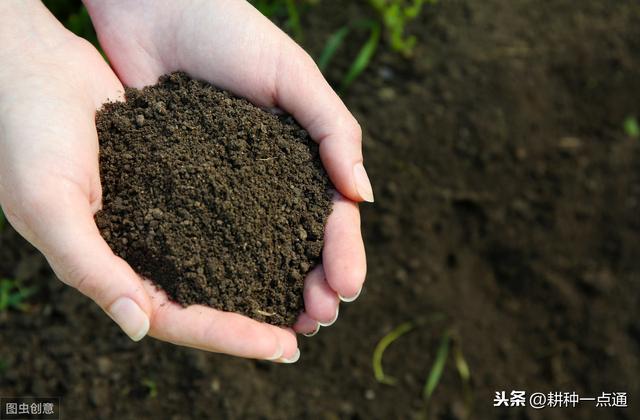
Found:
[22,182,152,342]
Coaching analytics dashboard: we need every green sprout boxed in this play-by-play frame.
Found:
[142,378,158,399]
[369,0,435,57]
[318,20,381,92]
[624,116,639,139]
[423,330,450,401]
[0,207,5,231]
[0,278,38,312]
[372,321,414,385]
[373,320,473,418]
[0,359,7,375]
[422,331,473,418]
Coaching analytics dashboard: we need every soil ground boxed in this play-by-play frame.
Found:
[1,0,639,419]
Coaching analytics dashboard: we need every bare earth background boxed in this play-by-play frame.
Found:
[1,0,639,419]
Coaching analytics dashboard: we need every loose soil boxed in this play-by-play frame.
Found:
[95,72,332,326]
[1,0,639,419]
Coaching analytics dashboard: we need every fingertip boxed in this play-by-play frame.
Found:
[270,326,298,362]
[293,312,320,336]
[319,139,365,202]
[323,196,367,298]
[317,305,339,327]
[106,296,150,341]
[339,285,363,303]
[353,162,375,203]
[275,348,301,364]
[303,265,340,324]
[265,340,284,361]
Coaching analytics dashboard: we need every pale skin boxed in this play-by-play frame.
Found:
[0,0,372,363]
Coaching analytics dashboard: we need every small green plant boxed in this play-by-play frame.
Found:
[142,378,158,399]
[0,278,38,312]
[369,0,435,57]
[624,116,639,139]
[0,359,8,375]
[0,207,6,231]
[317,20,381,92]
[372,321,414,385]
[372,319,473,419]
[422,330,472,418]
[423,330,450,401]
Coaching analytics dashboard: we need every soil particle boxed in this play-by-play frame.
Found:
[94,72,333,326]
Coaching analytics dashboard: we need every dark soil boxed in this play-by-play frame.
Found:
[1,0,639,419]
[95,72,332,326]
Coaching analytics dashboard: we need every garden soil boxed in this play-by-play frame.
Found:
[95,72,331,326]
[1,0,639,419]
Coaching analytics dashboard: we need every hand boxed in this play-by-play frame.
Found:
[0,0,370,362]
[86,0,371,337]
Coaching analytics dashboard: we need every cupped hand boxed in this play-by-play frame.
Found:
[0,0,370,362]
[85,0,372,336]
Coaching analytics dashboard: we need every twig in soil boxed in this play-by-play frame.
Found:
[372,321,414,385]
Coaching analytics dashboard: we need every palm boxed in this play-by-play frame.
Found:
[1,0,368,362]
[88,0,367,344]
[0,36,122,258]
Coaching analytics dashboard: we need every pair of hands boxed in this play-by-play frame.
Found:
[0,0,372,362]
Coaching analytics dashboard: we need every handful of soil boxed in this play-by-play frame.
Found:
[95,72,333,326]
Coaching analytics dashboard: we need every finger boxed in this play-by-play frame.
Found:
[272,327,301,363]
[144,281,299,362]
[323,193,367,300]
[302,265,339,325]
[17,181,152,342]
[273,42,374,203]
[293,312,320,337]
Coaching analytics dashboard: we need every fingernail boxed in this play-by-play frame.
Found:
[353,162,374,203]
[303,323,321,337]
[339,286,362,303]
[107,297,150,342]
[318,306,339,327]
[266,342,284,361]
[276,348,301,364]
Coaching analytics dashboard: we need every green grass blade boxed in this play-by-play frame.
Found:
[284,0,303,41]
[423,330,451,400]
[317,26,351,72]
[453,345,470,383]
[0,282,10,311]
[624,116,639,138]
[0,207,5,231]
[7,286,38,310]
[0,279,37,312]
[142,379,158,398]
[372,321,414,385]
[340,21,381,91]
